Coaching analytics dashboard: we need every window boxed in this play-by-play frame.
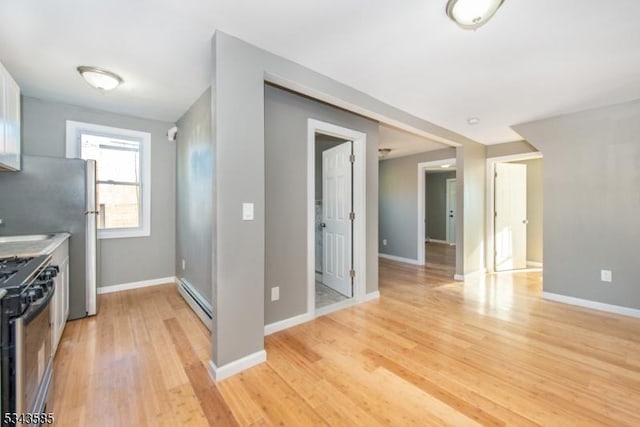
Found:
[66,121,151,239]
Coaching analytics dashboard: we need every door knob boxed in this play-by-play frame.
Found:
[320,223,326,228]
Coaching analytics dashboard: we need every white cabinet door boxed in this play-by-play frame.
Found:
[0,61,21,171]
[50,239,70,355]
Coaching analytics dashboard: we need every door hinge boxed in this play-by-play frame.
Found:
[494,211,498,218]
[349,154,355,163]
[349,212,355,221]
[349,269,356,279]
[495,171,498,178]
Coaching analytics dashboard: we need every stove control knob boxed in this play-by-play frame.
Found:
[34,286,44,299]
[26,290,38,303]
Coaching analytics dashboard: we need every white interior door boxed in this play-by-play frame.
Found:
[495,163,527,271]
[322,141,353,297]
[446,178,456,244]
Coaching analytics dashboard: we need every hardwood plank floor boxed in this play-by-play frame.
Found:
[50,261,640,426]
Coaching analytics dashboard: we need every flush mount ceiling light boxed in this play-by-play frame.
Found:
[378,148,392,158]
[467,117,480,125]
[446,0,505,30]
[440,164,452,168]
[77,66,123,91]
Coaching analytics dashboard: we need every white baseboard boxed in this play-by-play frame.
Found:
[427,239,448,244]
[315,272,323,282]
[98,276,177,294]
[378,253,421,265]
[527,260,543,268]
[264,312,313,336]
[454,274,465,281]
[208,350,267,381]
[363,290,380,302]
[542,292,640,319]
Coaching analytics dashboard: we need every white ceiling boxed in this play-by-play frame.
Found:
[1,0,639,144]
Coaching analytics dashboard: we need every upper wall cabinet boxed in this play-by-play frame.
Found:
[0,61,21,171]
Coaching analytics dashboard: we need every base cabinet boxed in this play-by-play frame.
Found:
[50,238,69,354]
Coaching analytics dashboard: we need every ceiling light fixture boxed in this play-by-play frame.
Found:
[445,0,505,30]
[440,164,452,168]
[77,66,123,91]
[467,117,480,125]
[378,148,392,159]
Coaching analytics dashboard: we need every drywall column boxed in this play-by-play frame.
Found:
[514,100,640,310]
[210,33,266,374]
[456,143,487,276]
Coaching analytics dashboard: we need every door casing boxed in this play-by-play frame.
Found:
[485,152,543,273]
[307,119,366,317]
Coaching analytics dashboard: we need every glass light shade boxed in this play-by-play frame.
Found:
[77,66,123,90]
[446,0,505,30]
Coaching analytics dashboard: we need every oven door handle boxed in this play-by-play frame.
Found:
[22,286,55,325]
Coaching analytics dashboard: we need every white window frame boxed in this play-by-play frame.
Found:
[65,120,151,239]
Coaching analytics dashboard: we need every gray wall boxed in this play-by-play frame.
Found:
[265,85,379,325]
[379,148,456,261]
[176,88,213,304]
[210,31,486,369]
[512,158,543,263]
[514,99,640,309]
[20,96,176,287]
[487,140,538,158]
[425,171,456,241]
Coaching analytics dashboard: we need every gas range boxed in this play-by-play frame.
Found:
[0,255,56,317]
[1,255,59,425]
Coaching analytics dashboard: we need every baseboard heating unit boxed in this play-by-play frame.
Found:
[177,278,213,330]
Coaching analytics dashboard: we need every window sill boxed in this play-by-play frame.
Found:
[98,228,150,240]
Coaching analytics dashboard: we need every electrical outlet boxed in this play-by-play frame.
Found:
[600,270,612,282]
[383,239,387,246]
[182,259,186,271]
[271,286,280,301]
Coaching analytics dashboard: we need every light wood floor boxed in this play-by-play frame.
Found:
[50,262,640,426]
[425,241,456,275]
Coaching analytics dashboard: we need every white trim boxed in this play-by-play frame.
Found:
[264,312,313,336]
[363,290,381,302]
[208,350,267,381]
[417,158,456,266]
[427,238,449,245]
[315,272,323,282]
[98,276,177,294]
[486,152,543,273]
[542,292,640,319]
[65,120,152,240]
[378,253,421,265]
[315,298,357,317]
[307,119,367,320]
[527,260,543,268]
[454,274,465,281]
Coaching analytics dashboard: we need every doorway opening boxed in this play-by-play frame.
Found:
[418,159,458,277]
[486,152,543,273]
[307,119,367,317]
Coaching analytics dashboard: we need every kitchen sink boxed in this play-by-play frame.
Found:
[0,234,56,243]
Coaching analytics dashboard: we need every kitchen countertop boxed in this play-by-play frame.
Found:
[0,232,71,258]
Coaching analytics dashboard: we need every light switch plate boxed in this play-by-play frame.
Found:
[271,286,280,301]
[242,203,254,221]
[600,270,612,282]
